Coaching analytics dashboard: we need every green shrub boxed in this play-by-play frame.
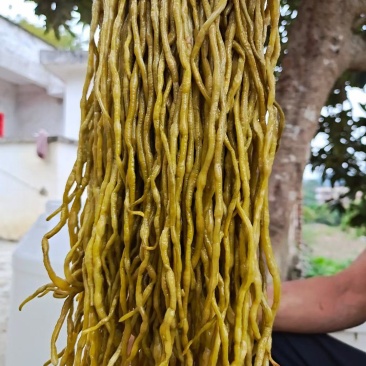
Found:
[341,199,366,236]
[303,206,317,224]
[302,204,342,226]
[314,205,341,226]
[305,256,351,278]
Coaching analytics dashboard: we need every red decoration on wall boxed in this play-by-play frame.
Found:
[0,113,4,138]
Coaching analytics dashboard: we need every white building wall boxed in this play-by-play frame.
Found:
[14,85,63,138]
[0,17,63,96]
[40,50,88,140]
[64,73,85,140]
[0,17,54,63]
[0,17,66,139]
[0,140,77,240]
[53,141,78,193]
[0,79,16,136]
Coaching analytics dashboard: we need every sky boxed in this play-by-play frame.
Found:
[0,0,88,44]
[0,0,42,24]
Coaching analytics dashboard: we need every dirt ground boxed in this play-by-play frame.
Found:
[303,223,366,261]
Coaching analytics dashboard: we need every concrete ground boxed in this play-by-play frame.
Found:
[0,240,15,366]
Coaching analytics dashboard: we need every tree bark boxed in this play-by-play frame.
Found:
[270,0,366,279]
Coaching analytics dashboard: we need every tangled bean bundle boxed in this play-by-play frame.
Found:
[23,0,284,364]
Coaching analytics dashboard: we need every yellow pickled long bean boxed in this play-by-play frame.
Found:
[24,0,284,364]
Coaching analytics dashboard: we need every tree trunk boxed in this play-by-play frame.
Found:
[270,0,366,279]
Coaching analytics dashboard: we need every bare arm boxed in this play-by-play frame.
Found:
[271,250,366,334]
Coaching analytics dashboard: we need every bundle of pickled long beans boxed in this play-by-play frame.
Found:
[22,0,285,364]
